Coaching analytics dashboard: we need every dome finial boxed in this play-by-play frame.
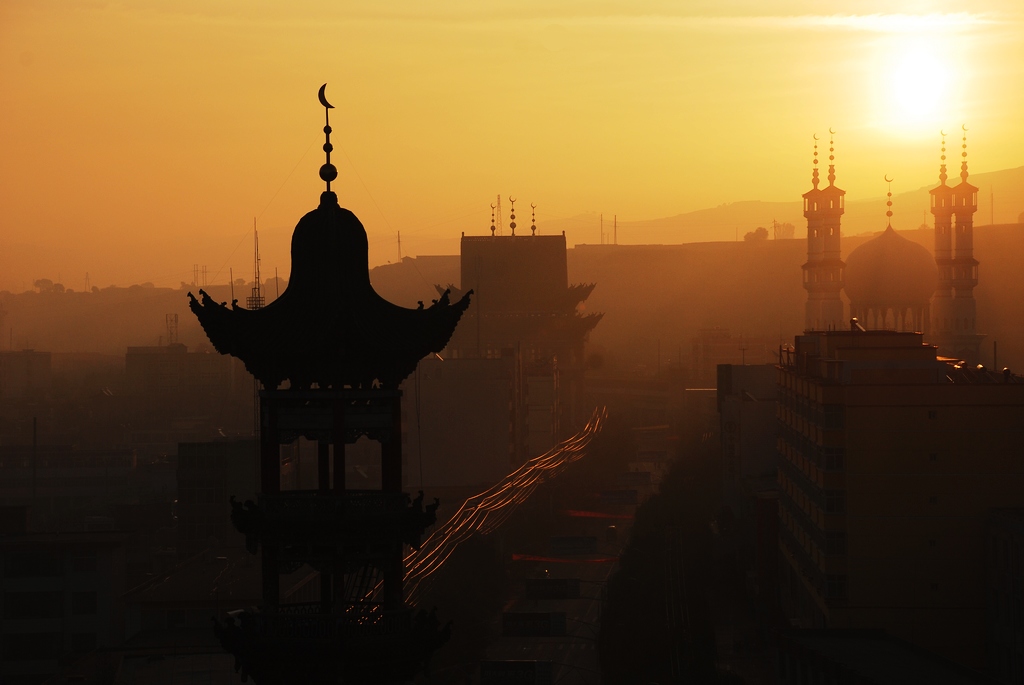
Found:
[317,84,339,198]
[884,175,894,227]
[811,134,820,189]
[827,128,836,187]
[938,130,948,185]
[960,123,969,183]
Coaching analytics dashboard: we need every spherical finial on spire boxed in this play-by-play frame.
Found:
[811,134,820,189]
[827,128,836,186]
[938,130,948,185]
[884,175,894,225]
[960,124,969,182]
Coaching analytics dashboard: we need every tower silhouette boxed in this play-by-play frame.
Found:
[802,132,845,331]
[930,127,983,363]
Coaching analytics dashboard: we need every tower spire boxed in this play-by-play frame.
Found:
[812,134,820,189]
[317,84,338,197]
[939,130,948,185]
[960,124,970,183]
[884,176,894,228]
[509,196,517,236]
[827,128,836,187]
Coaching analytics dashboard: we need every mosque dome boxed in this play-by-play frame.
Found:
[844,225,937,306]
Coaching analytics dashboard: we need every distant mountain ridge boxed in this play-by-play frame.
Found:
[542,166,1024,246]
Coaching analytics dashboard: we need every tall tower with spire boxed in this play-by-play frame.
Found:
[802,132,846,331]
[930,127,983,363]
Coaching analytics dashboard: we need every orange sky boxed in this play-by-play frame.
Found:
[1,1,1022,292]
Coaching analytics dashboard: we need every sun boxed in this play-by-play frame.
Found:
[871,33,962,134]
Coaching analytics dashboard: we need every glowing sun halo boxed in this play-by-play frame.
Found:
[875,33,961,133]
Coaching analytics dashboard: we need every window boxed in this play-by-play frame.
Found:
[822,405,845,429]
[824,447,845,471]
[826,575,847,600]
[4,591,63,620]
[70,632,96,654]
[826,531,847,556]
[71,591,97,616]
[4,632,63,661]
[5,551,62,578]
[825,490,846,514]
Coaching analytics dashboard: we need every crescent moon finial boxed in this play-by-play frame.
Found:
[317,84,338,194]
[962,123,968,132]
[318,84,334,109]
[940,129,947,137]
[509,196,516,203]
[531,203,537,209]
[884,174,893,183]
[813,133,819,141]
[829,127,836,135]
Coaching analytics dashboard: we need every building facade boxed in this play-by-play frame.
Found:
[776,328,1024,668]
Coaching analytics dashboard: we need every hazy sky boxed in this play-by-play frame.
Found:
[2,0,1022,291]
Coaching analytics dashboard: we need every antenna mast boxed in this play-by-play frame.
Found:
[495,195,503,235]
[247,218,265,311]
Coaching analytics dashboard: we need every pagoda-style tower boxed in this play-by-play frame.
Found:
[930,127,984,363]
[802,132,845,331]
[194,86,467,684]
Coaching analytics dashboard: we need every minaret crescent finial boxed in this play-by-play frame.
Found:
[318,84,339,197]
[884,175,894,226]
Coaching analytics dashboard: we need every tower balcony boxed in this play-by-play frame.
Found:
[230,489,439,561]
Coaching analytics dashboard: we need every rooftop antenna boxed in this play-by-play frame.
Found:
[397,231,402,261]
[530,203,537,236]
[495,195,503,235]
[508,196,517,236]
[247,218,265,310]
[614,215,617,245]
[165,314,179,345]
[317,84,338,194]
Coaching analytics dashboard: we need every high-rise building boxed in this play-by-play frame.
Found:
[776,328,1024,668]
[802,133,846,332]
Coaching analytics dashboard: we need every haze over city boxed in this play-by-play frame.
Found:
[3,0,1024,291]
[2,2,1024,684]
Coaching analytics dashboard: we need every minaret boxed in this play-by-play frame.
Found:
[931,126,983,362]
[802,131,845,331]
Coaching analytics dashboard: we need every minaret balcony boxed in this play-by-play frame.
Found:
[230,490,439,558]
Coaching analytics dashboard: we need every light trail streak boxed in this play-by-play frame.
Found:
[400,407,608,605]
